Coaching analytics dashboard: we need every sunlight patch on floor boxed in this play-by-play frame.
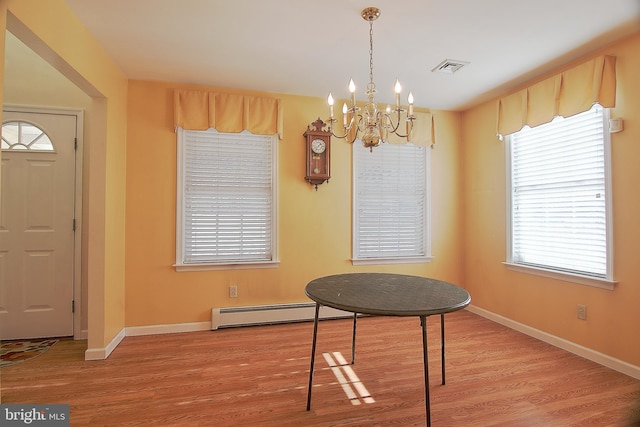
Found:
[323,351,375,405]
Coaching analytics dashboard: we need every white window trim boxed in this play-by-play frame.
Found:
[504,107,616,290]
[174,127,279,272]
[502,262,616,290]
[352,255,433,266]
[351,141,432,265]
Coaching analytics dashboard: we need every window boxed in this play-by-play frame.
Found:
[2,121,54,151]
[175,128,277,270]
[353,141,431,264]
[505,104,614,288]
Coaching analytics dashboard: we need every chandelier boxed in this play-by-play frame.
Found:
[327,7,416,151]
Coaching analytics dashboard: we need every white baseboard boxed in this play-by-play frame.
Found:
[84,328,125,361]
[84,322,211,360]
[125,321,211,337]
[467,305,640,380]
[76,328,88,340]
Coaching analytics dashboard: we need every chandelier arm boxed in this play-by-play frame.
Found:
[328,115,361,143]
[388,117,416,139]
[378,110,402,136]
[327,120,350,140]
[384,112,402,134]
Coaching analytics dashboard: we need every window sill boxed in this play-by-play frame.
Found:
[351,256,433,266]
[174,260,280,272]
[502,262,616,290]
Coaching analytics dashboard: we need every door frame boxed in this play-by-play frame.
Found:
[2,104,85,339]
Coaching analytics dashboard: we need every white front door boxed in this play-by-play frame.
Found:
[0,110,77,339]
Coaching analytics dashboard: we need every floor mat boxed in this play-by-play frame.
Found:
[0,338,58,368]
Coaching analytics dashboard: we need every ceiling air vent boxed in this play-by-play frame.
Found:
[432,59,469,74]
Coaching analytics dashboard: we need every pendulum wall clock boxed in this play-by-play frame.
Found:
[303,118,331,190]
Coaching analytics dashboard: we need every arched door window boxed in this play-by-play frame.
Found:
[1,121,54,151]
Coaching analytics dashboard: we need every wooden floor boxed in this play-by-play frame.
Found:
[1,310,639,426]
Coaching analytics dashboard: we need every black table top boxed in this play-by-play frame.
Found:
[305,273,471,317]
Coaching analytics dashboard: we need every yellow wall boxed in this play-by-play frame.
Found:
[124,80,465,326]
[0,0,129,350]
[463,32,640,366]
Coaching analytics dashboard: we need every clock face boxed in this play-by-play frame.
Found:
[311,138,326,154]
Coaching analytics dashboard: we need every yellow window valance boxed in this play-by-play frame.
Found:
[496,55,616,136]
[174,90,284,139]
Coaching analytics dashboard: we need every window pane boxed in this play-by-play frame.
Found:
[509,105,609,277]
[354,142,428,260]
[180,130,275,264]
[1,121,54,151]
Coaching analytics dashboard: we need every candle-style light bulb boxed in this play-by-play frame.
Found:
[395,79,402,108]
[408,92,414,116]
[342,102,348,126]
[328,93,334,118]
[348,78,356,106]
[394,79,402,94]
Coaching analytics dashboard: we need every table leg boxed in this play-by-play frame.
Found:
[441,314,445,385]
[421,315,431,427]
[306,303,321,411]
[351,313,357,364]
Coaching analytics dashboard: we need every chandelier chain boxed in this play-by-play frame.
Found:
[369,20,374,86]
[368,20,376,99]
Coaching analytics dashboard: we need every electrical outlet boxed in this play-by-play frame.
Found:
[229,285,238,298]
[577,304,587,320]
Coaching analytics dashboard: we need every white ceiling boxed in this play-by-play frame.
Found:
[58,0,640,111]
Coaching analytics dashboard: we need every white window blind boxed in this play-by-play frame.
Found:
[509,105,611,278]
[178,129,276,265]
[353,142,429,261]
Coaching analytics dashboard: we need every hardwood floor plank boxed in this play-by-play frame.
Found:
[2,310,639,426]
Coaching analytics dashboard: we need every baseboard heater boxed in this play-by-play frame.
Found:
[211,302,353,330]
